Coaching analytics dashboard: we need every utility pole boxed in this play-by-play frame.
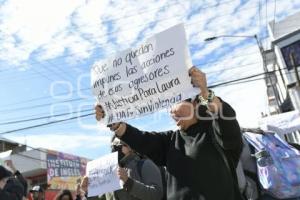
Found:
[254,35,282,113]
[204,34,282,114]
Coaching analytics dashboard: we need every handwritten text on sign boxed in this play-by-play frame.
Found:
[86,152,121,197]
[91,24,197,124]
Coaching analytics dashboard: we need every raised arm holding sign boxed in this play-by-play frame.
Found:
[94,24,244,200]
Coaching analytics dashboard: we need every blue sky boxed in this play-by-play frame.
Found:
[0,0,300,159]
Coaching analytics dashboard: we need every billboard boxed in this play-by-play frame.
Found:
[47,150,88,190]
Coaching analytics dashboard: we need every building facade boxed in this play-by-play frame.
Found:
[265,11,300,143]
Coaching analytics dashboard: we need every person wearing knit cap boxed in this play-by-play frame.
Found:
[109,137,163,200]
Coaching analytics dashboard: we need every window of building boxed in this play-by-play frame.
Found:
[281,40,300,70]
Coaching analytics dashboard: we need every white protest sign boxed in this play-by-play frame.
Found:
[86,152,121,197]
[91,23,198,124]
[0,150,12,166]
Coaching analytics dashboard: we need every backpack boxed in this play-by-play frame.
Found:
[137,159,167,200]
[238,134,262,200]
[244,131,300,199]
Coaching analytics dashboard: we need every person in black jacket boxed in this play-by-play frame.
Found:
[95,66,243,200]
[0,165,24,200]
[110,137,163,200]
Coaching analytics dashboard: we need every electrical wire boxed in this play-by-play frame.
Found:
[0,66,290,135]
[0,113,94,135]
[0,97,89,113]
[0,108,93,125]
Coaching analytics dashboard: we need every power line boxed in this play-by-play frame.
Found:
[1,74,271,127]
[0,53,263,118]
[0,62,261,122]
[0,112,94,135]
[216,69,293,88]
[1,40,269,115]
[0,67,289,135]
[209,66,287,88]
[1,87,91,108]
[3,108,91,130]
[0,50,276,115]
[0,60,263,114]
[216,76,266,87]
[0,97,90,113]
[218,70,292,87]
[0,49,262,108]
[0,108,93,125]
[2,72,274,161]
[205,51,279,75]
[209,73,265,88]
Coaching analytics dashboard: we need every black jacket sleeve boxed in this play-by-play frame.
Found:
[213,99,243,167]
[120,126,173,166]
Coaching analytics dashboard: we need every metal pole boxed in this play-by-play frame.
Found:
[204,34,282,112]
